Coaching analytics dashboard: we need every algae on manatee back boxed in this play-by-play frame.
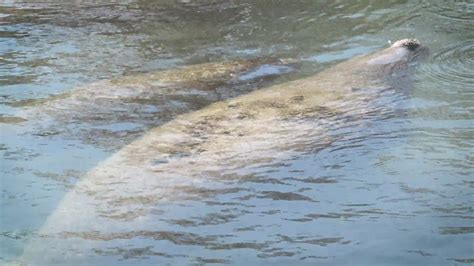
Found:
[19,40,428,265]
[13,57,296,150]
[0,115,28,124]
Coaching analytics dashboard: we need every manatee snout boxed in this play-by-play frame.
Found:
[367,38,428,67]
[391,38,421,51]
[392,38,429,61]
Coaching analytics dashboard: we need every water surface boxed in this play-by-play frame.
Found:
[1,0,473,265]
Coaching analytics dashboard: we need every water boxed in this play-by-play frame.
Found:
[1,0,473,265]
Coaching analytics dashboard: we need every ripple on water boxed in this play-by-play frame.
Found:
[420,39,474,88]
[422,0,474,22]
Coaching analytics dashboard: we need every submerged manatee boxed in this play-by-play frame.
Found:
[21,39,427,264]
[9,58,294,149]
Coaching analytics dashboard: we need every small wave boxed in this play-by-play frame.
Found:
[422,0,474,22]
[420,40,474,88]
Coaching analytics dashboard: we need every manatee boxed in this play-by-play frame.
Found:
[20,39,427,264]
[8,57,295,149]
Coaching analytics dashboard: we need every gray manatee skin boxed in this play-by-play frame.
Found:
[11,57,294,149]
[20,39,426,265]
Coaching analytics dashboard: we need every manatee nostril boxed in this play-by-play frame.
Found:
[402,39,421,51]
[392,39,421,51]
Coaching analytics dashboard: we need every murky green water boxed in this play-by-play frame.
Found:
[1,0,473,265]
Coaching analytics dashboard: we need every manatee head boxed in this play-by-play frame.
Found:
[326,39,428,88]
[348,39,429,89]
[366,39,429,71]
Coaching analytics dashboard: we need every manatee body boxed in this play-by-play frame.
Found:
[20,39,426,264]
[12,58,294,149]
